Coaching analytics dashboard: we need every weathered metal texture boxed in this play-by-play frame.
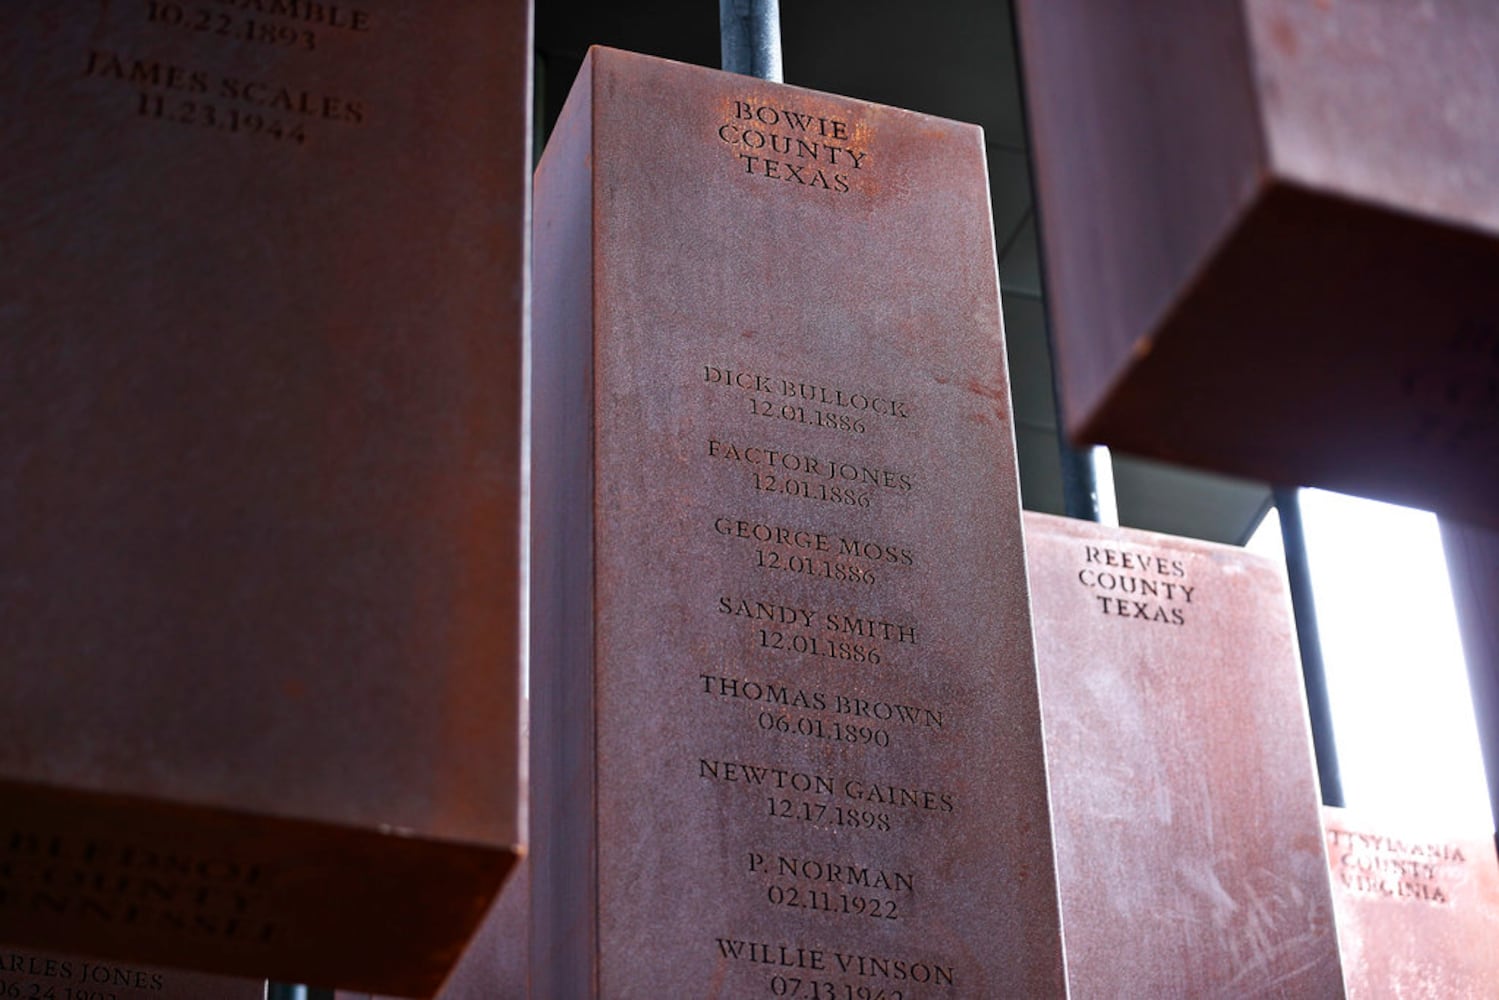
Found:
[0,3,529,993]
[0,947,263,1000]
[1015,0,1499,526]
[531,46,1064,998]
[1324,806,1499,999]
[335,858,530,1000]
[1441,520,1499,835]
[527,42,596,1000]
[1025,512,1345,998]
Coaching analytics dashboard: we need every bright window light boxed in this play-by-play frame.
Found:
[1248,489,1491,829]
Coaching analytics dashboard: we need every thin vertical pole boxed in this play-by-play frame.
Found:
[1057,439,1114,524]
[719,0,783,82]
[1274,487,1345,806]
[266,984,333,1000]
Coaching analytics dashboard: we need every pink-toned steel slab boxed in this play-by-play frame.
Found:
[531,46,1064,999]
[1025,512,1344,998]
[0,947,263,1000]
[1324,807,1499,999]
[0,3,529,994]
[1014,0,1499,526]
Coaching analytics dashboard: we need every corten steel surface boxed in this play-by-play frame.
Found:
[335,860,530,1000]
[0,946,264,1000]
[1441,520,1499,833]
[1025,512,1345,998]
[0,4,529,993]
[1324,806,1499,999]
[1015,0,1499,526]
[531,47,1065,998]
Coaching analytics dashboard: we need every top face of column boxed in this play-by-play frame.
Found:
[1324,806,1499,1000]
[567,47,1062,998]
[0,947,264,1000]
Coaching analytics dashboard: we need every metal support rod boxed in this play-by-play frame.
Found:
[719,0,783,82]
[1274,487,1345,807]
[267,986,334,1000]
[1057,441,1098,522]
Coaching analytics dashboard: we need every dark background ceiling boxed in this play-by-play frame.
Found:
[534,1,1273,544]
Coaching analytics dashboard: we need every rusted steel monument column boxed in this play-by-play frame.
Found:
[1025,512,1345,996]
[530,46,1065,998]
[0,3,530,993]
[1015,0,1499,527]
[1324,807,1499,999]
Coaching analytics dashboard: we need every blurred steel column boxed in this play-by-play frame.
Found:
[1274,487,1345,807]
[719,0,783,82]
[1440,518,1499,832]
